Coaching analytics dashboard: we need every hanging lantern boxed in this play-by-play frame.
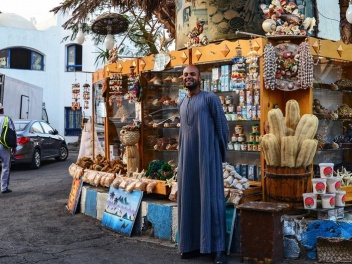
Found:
[83,83,90,109]
[104,32,115,50]
[76,24,85,45]
[91,13,129,35]
[72,83,81,110]
[91,13,129,51]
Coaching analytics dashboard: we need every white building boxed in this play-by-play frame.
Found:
[0,12,104,143]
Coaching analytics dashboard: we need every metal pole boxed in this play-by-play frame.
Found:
[235,30,266,38]
[91,81,95,159]
[115,11,143,51]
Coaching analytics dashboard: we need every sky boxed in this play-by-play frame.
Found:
[0,0,62,21]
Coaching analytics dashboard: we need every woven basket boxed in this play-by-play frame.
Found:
[120,129,140,145]
[317,237,352,263]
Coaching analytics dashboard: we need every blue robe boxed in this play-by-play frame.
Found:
[177,90,229,254]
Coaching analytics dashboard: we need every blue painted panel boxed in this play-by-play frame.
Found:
[85,188,97,218]
[147,203,172,240]
[226,206,236,255]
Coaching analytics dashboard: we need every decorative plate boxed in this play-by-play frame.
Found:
[274,43,300,91]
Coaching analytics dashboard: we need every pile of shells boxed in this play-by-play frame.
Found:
[313,99,337,120]
[222,163,250,190]
[335,167,352,186]
[260,0,316,36]
[334,79,352,90]
[337,104,352,119]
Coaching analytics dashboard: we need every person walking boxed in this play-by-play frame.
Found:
[177,65,229,264]
[0,103,16,193]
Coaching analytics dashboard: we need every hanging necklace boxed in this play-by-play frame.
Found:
[263,42,277,90]
[298,41,314,89]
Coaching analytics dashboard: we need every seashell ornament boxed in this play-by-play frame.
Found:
[262,19,276,33]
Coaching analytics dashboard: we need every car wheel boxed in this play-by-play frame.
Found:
[55,145,68,161]
[30,149,41,169]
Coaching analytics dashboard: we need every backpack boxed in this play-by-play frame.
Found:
[0,116,17,149]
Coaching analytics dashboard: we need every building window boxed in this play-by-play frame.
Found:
[0,48,44,70]
[0,49,8,68]
[64,107,82,136]
[32,52,44,70]
[66,44,82,72]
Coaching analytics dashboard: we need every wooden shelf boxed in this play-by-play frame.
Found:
[248,180,262,187]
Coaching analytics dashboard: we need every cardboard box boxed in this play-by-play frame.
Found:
[241,164,248,178]
[248,164,256,181]
[235,163,241,174]
[256,166,262,182]
[239,90,245,106]
[212,67,220,80]
[246,90,253,105]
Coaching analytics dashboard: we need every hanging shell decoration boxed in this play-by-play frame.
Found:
[83,83,90,109]
[263,41,314,91]
[71,83,80,111]
[109,74,124,107]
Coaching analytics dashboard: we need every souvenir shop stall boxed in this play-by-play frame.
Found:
[67,0,352,262]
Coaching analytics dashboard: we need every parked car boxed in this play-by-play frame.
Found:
[11,119,69,169]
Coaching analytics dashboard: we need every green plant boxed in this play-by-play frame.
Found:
[94,47,110,66]
[145,160,174,181]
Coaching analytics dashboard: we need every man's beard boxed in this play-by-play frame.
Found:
[184,79,199,91]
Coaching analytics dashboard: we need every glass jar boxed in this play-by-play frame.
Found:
[255,132,261,142]
[222,104,228,113]
[241,142,247,151]
[231,134,238,142]
[247,141,253,151]
[219,96,225,104]
[230,113,237,121]
[228,104,234,112]
[227,142,234,150]
[225,95,232,104]
[253,142,259,151]
[249,133,256,142]
[235,125,243,134]
[252,124,259,133]
[234,142,241,151]
[238,134,246,142]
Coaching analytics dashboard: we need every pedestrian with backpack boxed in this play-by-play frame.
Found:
[0,103,17,193]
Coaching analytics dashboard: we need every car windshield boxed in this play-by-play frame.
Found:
[14,121,30,131]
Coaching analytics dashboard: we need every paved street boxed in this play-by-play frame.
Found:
[0,148,317,264]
